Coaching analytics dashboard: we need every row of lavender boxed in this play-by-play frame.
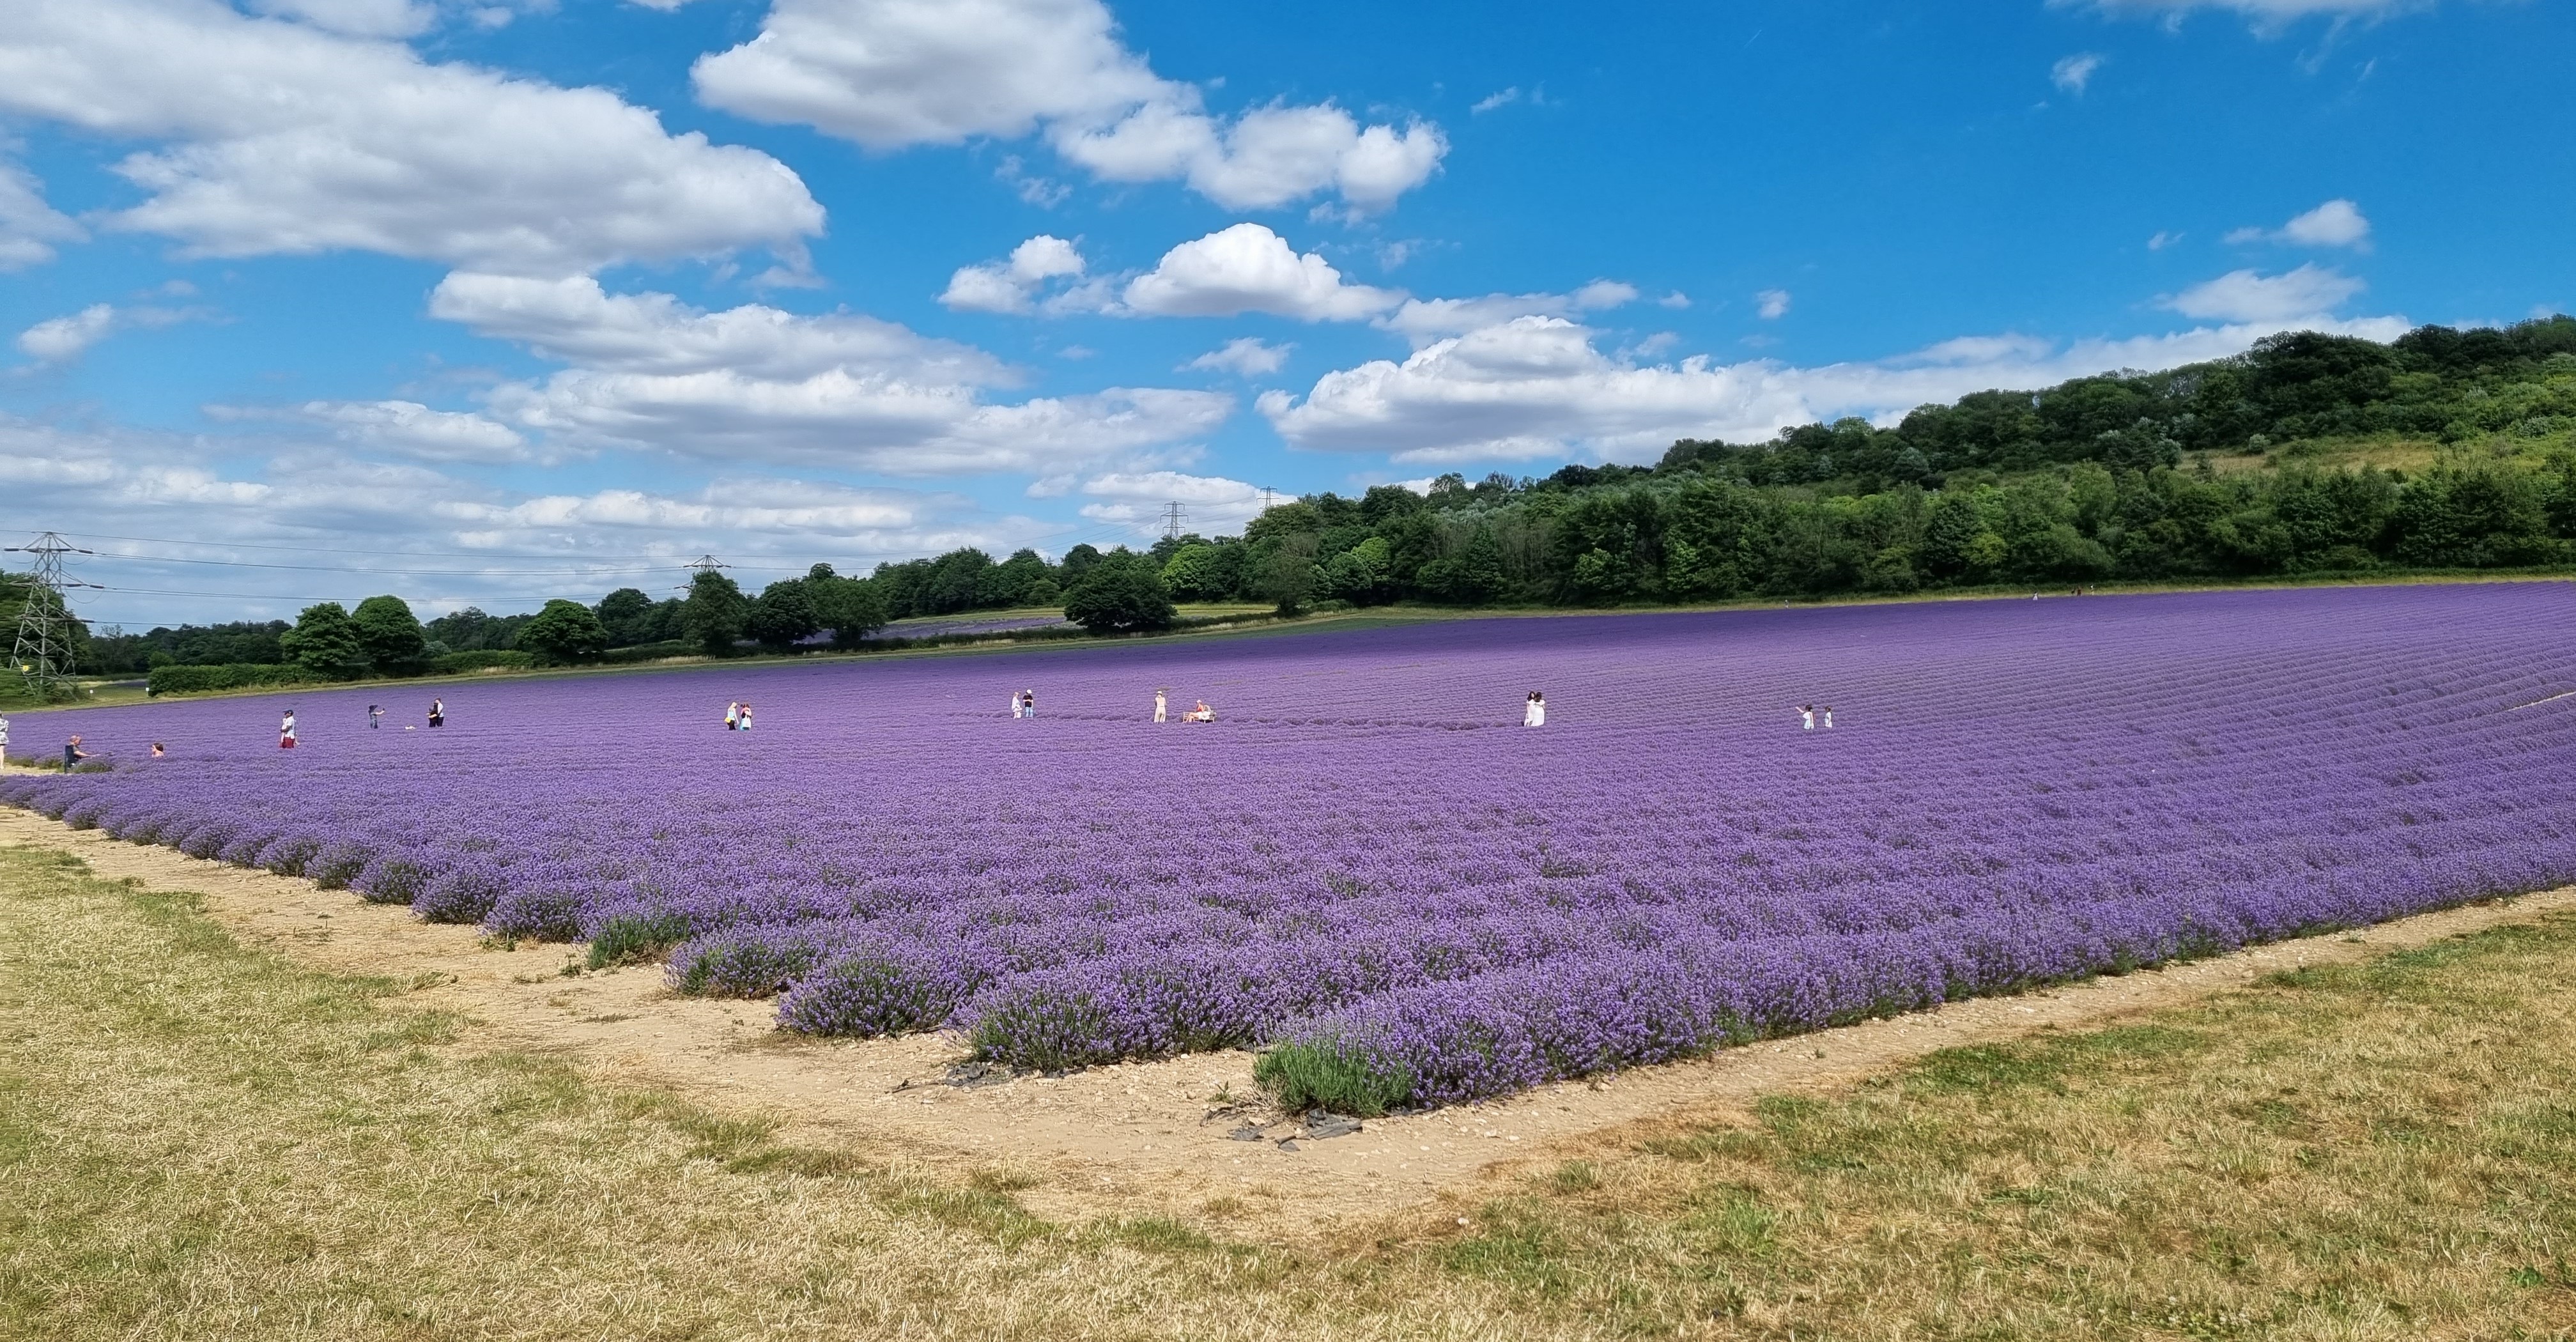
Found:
[6,585,2573,1111]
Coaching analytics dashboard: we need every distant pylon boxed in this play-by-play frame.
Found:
[681,553,727,594]
[6,532,98,698]
[1162,500,1187,540]
[1258,486,1277,513]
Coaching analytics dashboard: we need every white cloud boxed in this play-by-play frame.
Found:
[1755,289,1793,320]
[2148,230,2183,251]
[289,400,532,463]
[1377,281,1638,345]
[2161,264,2364,321]
[693,0,1444,212]
[16,305,119,364]
[0,0,822,278]
[1183,337,1292,377]
[1073,469,1265,536]
[1122,223,1403,321]
[1259,308,2409,466]
[2228,197,2372,249]
[14,302,206,364]
[248,0,436,36]
[0,155,85,270]
[0,412,1072,622]
[939,235,1088,313]
[2052,52,2106,93]
[1472,88,1521,114]
[429,272,1232,474]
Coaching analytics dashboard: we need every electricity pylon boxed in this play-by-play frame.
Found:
[6,532,98,698]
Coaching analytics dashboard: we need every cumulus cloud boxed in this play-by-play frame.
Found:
[0,412,1066,622]
[1073,469,1266,536]
[1375,279,1637,345]
[0,155,84,270]
[939,235,1088,313]
[1183,337,1292,377]
[0,0,822,277]
[15,305,119,364]
[247,400,534,463]
[15,302,207,364]
[1755,289,1793,320]
[692,0,1444,212]
[429,272,1232,474]
[2225,198,2372,249]
[1121,224,1402,321]
[1259,308,2409,466]
[2052,52,2106,93]
[2161,264,2364,321]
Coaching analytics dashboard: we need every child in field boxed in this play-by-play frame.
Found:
[1524,691,1546,727]
[1821,706,1834,729]
[1798,704,1815,731]
[280,709,298,749]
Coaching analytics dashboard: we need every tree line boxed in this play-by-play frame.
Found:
[47,316,2576,690]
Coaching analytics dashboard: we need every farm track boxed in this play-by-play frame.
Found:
[8,800,2573,1241]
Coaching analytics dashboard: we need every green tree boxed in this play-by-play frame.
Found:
[349,595,428,675]
[594,587,657,645]
[680,570,748,655]
[1159,543,1224,600]
[279,603,371,679]
[805,569,888,644]
[516,599,609,665]
[744,580,820,651]
[1063,553,1177,633]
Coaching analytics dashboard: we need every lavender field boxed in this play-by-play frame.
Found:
[7,585,2575,1112]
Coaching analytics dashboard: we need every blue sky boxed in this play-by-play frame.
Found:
[2,0,2570,626]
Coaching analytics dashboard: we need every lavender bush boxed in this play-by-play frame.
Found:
[7,584,2575,1110]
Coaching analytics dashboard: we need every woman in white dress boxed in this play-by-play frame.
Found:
[1523,690,1546,727]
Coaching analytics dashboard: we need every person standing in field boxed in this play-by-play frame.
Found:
[0,713,11,758]
[1021,689,1037,720]
[1524,691,1546,727]
[1798,704,1815,731]
[738,702,753,732]
[428,698,445,729]
[1154,689,1168,723]
[368,704,383,730]
[1821,706,1834,730]
[63,734,88,771]
[280,709,298,749]
[726,700,740,730]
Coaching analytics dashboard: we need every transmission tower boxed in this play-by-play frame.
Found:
[1258,486,1277,514]
[1161,500,1187,541]
[6,532,98,699]
[680,553,727,594]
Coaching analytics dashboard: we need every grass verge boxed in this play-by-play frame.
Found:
[5,841,2576,1338]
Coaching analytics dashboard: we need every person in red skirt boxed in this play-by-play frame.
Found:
[280,708,298,749]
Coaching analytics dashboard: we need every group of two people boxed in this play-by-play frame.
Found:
[1798,704,1835,730]
[724,700,755,731]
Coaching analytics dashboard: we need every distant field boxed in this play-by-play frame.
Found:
[7,585,2576,1115]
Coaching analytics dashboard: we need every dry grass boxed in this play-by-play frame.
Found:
[6,843,2576,1339]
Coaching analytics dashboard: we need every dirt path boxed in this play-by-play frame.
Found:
[6,802,2572,1240]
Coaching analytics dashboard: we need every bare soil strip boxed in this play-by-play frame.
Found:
[6,801,2570,1238]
